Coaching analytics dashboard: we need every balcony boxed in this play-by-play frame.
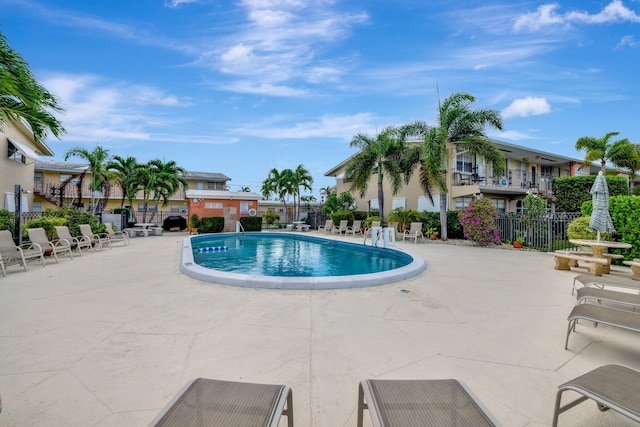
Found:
[451,169,553,198]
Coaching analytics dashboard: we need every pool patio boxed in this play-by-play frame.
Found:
[1,232,639,426]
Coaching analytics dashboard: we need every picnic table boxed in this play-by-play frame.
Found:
[569,239,631,274]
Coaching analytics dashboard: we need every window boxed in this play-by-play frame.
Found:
[455,153,472,172]
[204,202,223,209]
[515,161,527,180]
[137,203,157,212]
[369,199,379,210]
[59,174,79,183]
[32,201,42,212]
[541,166,552,181]
[392,197,406,210]
[207,181,224,190]
[240,201,249,214]
[170,204,187,212]
[454,196,474,209]
[516,200,523,214]
[493,198,506,213]
[7,141,25,163]
[196,182,204,190]
[575,166,588,176]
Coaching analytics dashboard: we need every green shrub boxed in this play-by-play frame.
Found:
[40,207,99,237]
[608,195,640,260]
[261,210,279,226]
[240,216,262,231]
[633,186,640,196]
[552,175,629,212]
[353,211,369,221]
[0,209,14,231]
[330,210,355,225]
[567,216,611,241]
[199,216,224,233]
[388,208,419,232]
[364,215,382,229]
[446,210,464,239]
[190,213,200,229]
[24,217,68,240]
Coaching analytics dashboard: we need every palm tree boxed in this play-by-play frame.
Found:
[261,168,296,223]
[411,92,505,240]
[106,155,141,209]
[145,159,188,222]
[0,31,65,143]
[345,125,419,222]
[64,146,113,213]
[575,132,632,173]
[240,186,251,192]
[292,164,313,221]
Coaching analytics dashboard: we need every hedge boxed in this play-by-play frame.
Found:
[240,216,262,231]
[330,210,355,225]
[199,216,224,233]
[552,175,628,212]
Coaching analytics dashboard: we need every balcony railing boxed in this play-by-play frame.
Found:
[33,178,187,202]
[451,169,553,195]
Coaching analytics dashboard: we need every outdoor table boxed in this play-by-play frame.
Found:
[569,239,632,274]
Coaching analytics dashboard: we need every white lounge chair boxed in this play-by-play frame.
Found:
[26,227,73,263]
[402,222,424,243]
[0,229,46,275]
[332,220,348,235]
[103,222,130,246]
[318,219,333,234]
[54,225,93,255]
[79,224,112,250]
[346,220,362,237]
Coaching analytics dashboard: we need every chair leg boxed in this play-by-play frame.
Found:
[565,320,575,349]
[357,382,366,427]
[286,389,294,427]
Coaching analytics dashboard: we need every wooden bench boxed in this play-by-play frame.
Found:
[565,303,640,349]
[623,260,640,280]
[550,251,608,276]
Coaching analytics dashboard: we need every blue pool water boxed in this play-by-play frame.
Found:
[181,232,426,289]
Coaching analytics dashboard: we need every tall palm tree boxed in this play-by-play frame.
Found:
[575,131,632,173]
[344,125,419,222]
[412,92,504,240]
[292,164,313,220]
[261,168,296,223]
[0,31,65,143]
[64,146,113,213]
[145,159,188,222]
[106,155,141,208]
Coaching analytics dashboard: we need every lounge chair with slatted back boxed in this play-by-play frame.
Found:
[79,224,112,250]
[26,227,73,263]
[0,229,46,275]
[332,219,348,235]
[149,378,293,427]
[552,364,640,426]
[318,219,333,234]
[54,225,93,255]
[402,222,424,243]
[103,222,130,246]
[346,220,362,237]
[357,379,499,427]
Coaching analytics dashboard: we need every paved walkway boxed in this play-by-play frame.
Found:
[1,232,639,426]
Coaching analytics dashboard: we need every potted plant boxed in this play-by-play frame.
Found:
[190,213,200,234]
[513,231,525,248]
[425,226,439,240]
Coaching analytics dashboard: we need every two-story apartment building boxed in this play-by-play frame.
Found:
[325,139,602,218]
[1,119,54,212]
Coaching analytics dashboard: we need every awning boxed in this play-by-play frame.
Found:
[7,137,44,162]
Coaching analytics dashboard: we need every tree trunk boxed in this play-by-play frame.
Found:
[378,179,385,223]
[439,191,448,240]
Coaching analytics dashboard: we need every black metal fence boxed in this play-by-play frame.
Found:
[495,212,582,252]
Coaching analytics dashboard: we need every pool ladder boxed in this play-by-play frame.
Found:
[235,221,245,234]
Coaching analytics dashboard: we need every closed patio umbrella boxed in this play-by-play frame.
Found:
[589,171,615,241]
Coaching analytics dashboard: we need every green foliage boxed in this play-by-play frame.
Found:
[199,216,224,233]
[364,216,382,229]
[190,214,200,229]
[523,193,547,218]
[446,211,464,239]
[633,186,640,196]
[239,216,262,231]
[323,191,356,214]
[24,217,67,239]
[388,208,419,232]
[353,211,369,221]
[608,195,640,260]
[0,209,14,231]
[458,197,501,246]
[567,216,611,241]
[261,210,279,226]
[552,175,629,212]
[42,207,99,237]
[330,210,355,225]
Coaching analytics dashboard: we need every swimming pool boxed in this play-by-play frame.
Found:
[180,232,426,289]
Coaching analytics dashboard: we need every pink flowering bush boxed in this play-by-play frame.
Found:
[458,197,501,246]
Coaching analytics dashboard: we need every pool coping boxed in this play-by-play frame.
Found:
[180,232,427,289]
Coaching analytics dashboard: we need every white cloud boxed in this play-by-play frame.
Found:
[502,97,551,118]
[235,113,377,139]
[41,73,193,143]
[164,0,200,7]
[616,35,640,49]
[514,0,640,32]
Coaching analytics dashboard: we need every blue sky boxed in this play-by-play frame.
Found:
[3,0,640,196]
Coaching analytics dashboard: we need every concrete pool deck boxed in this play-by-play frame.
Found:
[1,231,640,426]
